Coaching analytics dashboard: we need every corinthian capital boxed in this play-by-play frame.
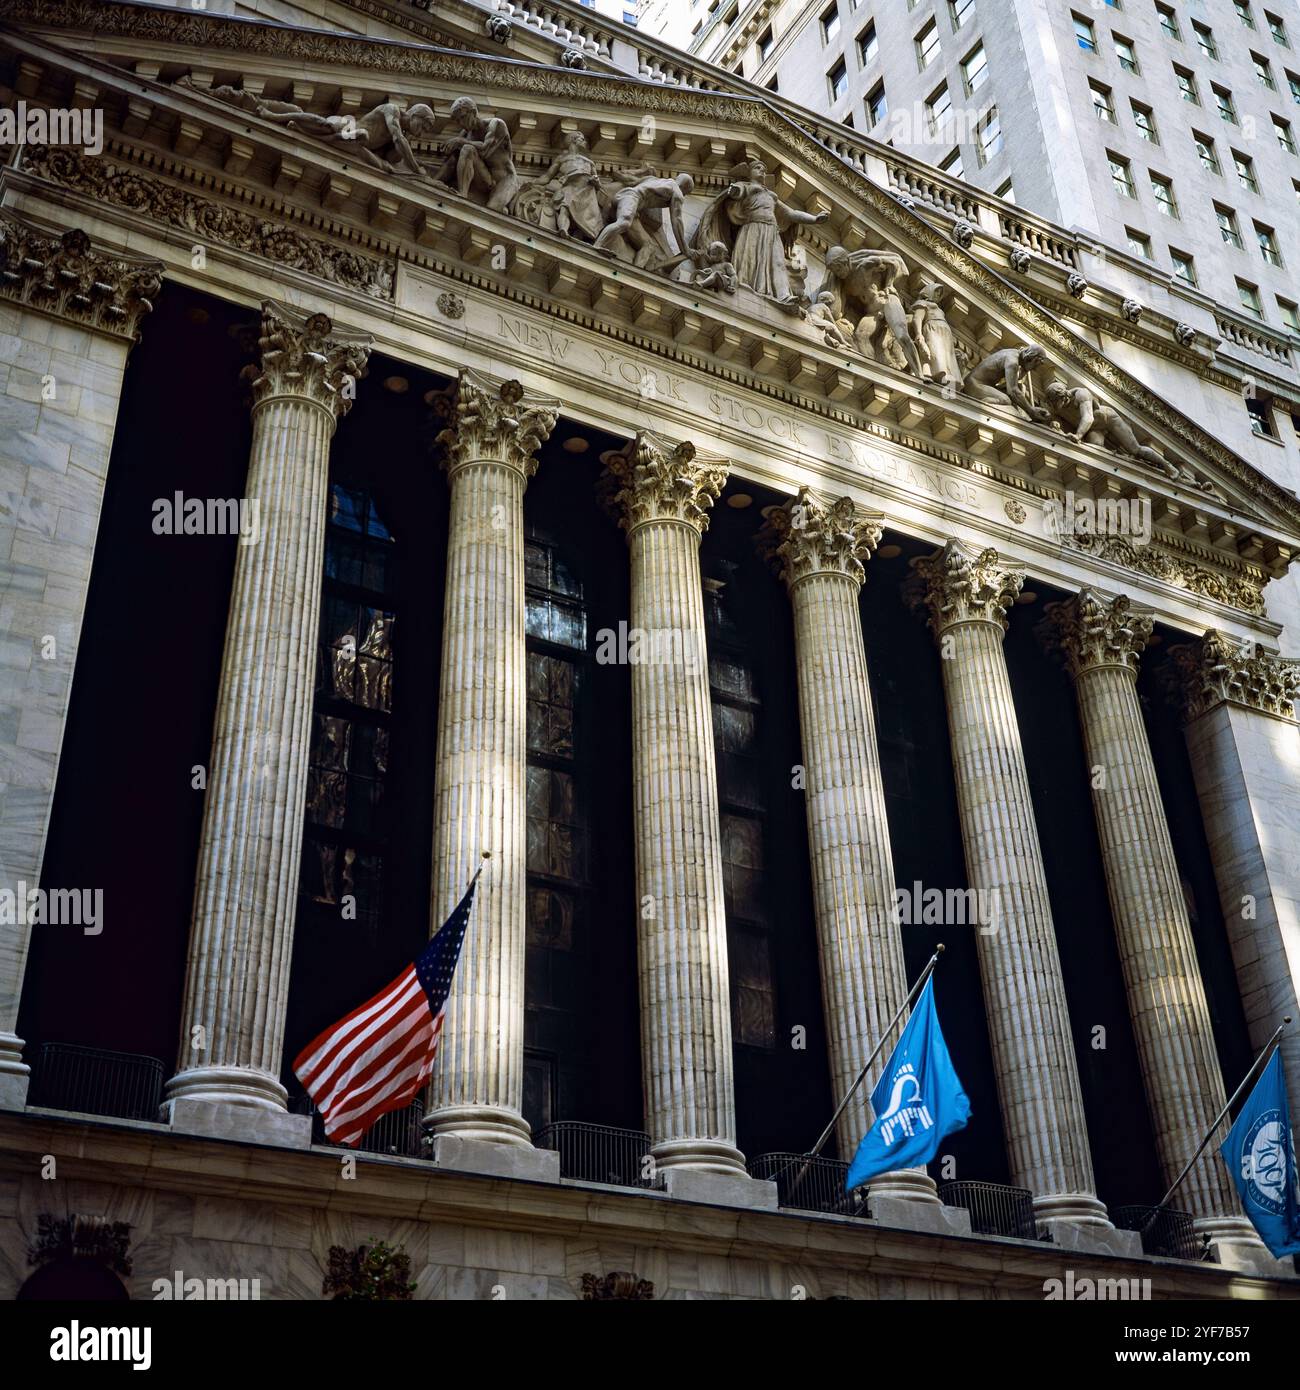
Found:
[1169,630,1300,721]
[433,370,559,478]
[598,431,728,535]
[1038,589,1153,680]
[755,486,883,589]
[241,301,372,420]
[905,539,1025,636]
[0,212,162,342]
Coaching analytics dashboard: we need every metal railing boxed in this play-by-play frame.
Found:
[749,1152,866,1217]
[938,1180,1040,1240]
[26,1043,164,1122]
[294,1096,427,1158]
[535,1120,655,1187]
[1113,1205,1206,1262]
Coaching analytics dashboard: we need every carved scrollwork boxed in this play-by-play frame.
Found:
[1039,589,1153,679]
[1062,532,1266,617]
[755,486,884,588]
[0,211,162,341]
[1168,630,1300,720]
[432,370,559,477]
[581,1271,655,1300]
[599,431,728,534]
[905,540,1025,635]
[240,301,372,420]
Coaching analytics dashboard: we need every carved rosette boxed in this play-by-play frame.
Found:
[240,301,372,422]
[905,540,1025,636]
[1039,589,1154,681]
[0,212,162,341]
[1169,630,1300,722]
[755,487,883,589]
[433,370,559,478]
[599,432,728,536]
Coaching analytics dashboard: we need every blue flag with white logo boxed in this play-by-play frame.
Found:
[845,978,970,1192]
[1219,1050,1300,1257]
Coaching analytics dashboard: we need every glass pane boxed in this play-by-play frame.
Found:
[312,714,351,771]
[331,486,365,533]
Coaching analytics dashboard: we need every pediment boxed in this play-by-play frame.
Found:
[5,0,1299,596]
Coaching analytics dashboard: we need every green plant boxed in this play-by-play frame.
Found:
[323,1239,416,1300]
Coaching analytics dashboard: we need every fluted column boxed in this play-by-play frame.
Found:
[165,303,372,1132]
[1041,592,1258,1252]
[757,489,937,1203]
[1171,633,1300,1167]
[908,541,1106,1229]
[425,373,557,1148]
[599,432,744,1176]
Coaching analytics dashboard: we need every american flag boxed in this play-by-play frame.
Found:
[293,877,479,1147]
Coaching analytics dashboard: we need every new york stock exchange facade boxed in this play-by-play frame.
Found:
[2,0,1300,1303]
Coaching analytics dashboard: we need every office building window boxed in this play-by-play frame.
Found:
[1126,228,1153,259]
[1092,82,1117,121]
[822,3,840,43]
[1115,35,1140,72]
[758,25,773,61]
[1074,14,1097,52]
[1288,71,1300,104]
[1176,66,1200,103]
[1149,173,1178,216]
[1256,223,1283,265]
[1157,4,1180,41]
[996,177,1014,201]
[1278,297,1300,330]
[1194,21,1218,59]
[962,43,989,93]
[940,146,964,178]
[917,19,940,69]
[1254,52,1277,88]
[859,21,878,64]
[1218,205,1244,248]
[927,83,953,134]
[1235,0,1256,30]
[1247,398,1277,439]
[1234,150,1260,192]
[1213,85,1238,122]
[977,106,1003,164]
[1276,115,1298,153]
[1109,152,1137,197]
[829,58,848,100]
[1132,102,1158,141]
[867,80,888,125]
[1268,13,1289,47]
[1171,249,1197,285]
[950,0,975,29]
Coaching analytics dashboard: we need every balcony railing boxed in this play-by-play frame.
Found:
[749,1152,866,1217]
[535,1120,656,1187]
[1112,1205,1206,1262]
[294,1096,427,1158]
[939,1180,1040,1240]
[26,1043,164,1122]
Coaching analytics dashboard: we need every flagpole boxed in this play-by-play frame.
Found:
[1140,1014,1292,1238]
[467,850,491,891]
[786,944,945,1203]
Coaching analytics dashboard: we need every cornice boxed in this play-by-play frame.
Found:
[5,0,1292,531]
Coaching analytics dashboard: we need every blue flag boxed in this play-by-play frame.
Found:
[1219,1050,1300,1257]
[846,978,970,1192]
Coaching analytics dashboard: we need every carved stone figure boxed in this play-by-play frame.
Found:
[690,159,828,304]
[485,13,511,41]
[1043,381,1189,480]
[426,97,519,212]
[691,240,738,294]
[515,130,609,241]
[593,170,695,271]
[1121,297,1143,324]
[963,345,1051,421]
[1174,322,1197,347]
[1067,271,1088,299]
[561,47,586,69]
[190,82,437,174]
[1008,246,1032,274]
[805,290,855,349]
[951,218,975,249]
[821,246,923,376]
[908,278,962,386]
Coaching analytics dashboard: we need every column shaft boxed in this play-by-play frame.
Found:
[911,542,1104,1228]
[425,374,556,1147]
[166,303,370,1119]
[603,433,743,1175]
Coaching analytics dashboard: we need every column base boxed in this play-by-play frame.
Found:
[651,1137,749,1178]
[869,1193,972,1236]
[662,1168,779,1210]
[0,1032,30,1110]
[866,1168,942,1205]
[1034,1193,1142,1255]
[423,1103,533,1148]
[167,1098,313,1149]
[1196,1216,1281,1273]
[431,1134,560,1182]
[163,1064,289,1111]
